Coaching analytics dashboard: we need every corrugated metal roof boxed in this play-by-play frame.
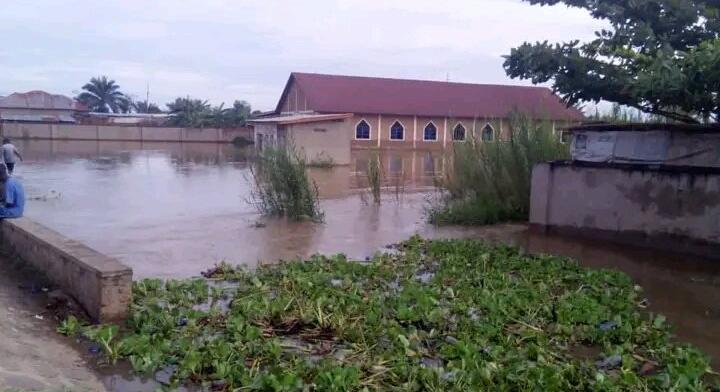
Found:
[0,90,87,111]
[248,113,353,125]
[0,113,76,123]
[277,72,584,121]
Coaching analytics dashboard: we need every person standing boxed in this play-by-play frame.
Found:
[2,138,23,174]
[0,163,24,218]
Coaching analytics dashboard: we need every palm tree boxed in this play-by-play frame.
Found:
[76,76,131,113]
[166,97,211,127]
[132,100,163,114]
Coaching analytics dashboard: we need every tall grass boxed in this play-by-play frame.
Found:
[367,151,382,204]
[427,114,568,225]
[249,147,324,221]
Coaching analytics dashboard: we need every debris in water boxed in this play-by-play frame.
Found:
[596,355,622,370]
[155,365,176,385]
[468,307,481,322]
[420,357,443,369]
[598,320,619,331]
[34,314,44,320]
[445,336,460,345]
[415,271,435,284]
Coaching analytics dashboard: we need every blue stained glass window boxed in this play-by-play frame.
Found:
[390,121,404,140]
[424,123,437,140]
[356,120,370,139]
[482,124,494,142]
[453,123,466,141]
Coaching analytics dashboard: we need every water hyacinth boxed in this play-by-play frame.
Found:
[65,237,716,391]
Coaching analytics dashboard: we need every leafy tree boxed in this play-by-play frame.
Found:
[166,97,251,127]
[504,0,720,123]
[166,97,212,127]
[220,100,252,127]
[76,76,131,113]
[132,100,163,114]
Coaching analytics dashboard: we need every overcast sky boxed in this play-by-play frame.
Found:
[0,0,604,111]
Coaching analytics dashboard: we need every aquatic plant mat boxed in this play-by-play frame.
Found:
[66,238,717,390]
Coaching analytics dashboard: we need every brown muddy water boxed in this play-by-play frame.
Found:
[7,139,720,390]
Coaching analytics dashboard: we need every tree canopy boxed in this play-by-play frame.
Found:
[503,0,720,123]
[76,76,131,113]
[166,97,251,128]
[132,100,163,114]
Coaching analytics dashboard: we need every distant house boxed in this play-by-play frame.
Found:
[0,91,88,123]
[250,72,583,164]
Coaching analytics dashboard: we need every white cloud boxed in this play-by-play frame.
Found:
[0,0,605,110]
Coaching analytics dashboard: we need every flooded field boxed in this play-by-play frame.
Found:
[7,140,720,389]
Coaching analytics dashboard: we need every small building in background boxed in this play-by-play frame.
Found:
[249,113,354,164]
[531,122,720,259]
[0,91,88,123]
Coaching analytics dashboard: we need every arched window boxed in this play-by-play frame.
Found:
[481,124,495,142]
[423,122,437,141]
[355,120,370,139]
[453,123,466,141]
[390,121,404,140]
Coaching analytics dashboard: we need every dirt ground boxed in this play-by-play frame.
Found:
[0,255,105,391]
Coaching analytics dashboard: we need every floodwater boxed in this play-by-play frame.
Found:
[18,139,455,278]
[8,140,720,390]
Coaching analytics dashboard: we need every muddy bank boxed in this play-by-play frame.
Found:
[0,254,105,391]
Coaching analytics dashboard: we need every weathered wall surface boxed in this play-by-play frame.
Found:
[0,218,132,322]
[0,122,250,143]
[289,119,352,165]
[531,162,720,257]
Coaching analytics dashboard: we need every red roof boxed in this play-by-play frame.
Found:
[278,72,584,121]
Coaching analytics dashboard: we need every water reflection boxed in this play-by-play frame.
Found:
[19,141,451,279]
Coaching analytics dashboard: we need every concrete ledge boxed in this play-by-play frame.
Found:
[0,218,132,322]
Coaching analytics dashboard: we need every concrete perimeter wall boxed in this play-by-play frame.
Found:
[0,122,252,143]
[530,161,720,258]
[0,218,132,322]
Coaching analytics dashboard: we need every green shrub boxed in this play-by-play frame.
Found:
[249,147,324,221]
[428,113,568,225]
[367,151,382,204]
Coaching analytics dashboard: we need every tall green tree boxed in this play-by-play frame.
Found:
[504,0,720,123]
[166,97,251,127]
[132,100,163,114]
[76,76,131,113]
[166,97,212,127]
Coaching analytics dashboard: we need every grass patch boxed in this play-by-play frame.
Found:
[65,238,715,391]
[428,114,568,225]
[249,147,324,221]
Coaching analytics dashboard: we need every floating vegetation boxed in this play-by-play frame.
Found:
[62,238,716,390]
